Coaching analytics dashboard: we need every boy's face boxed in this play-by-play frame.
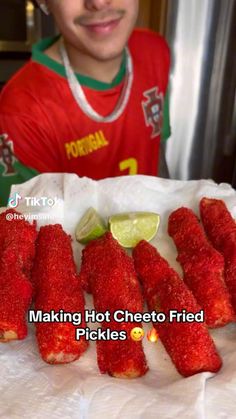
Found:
[42,0,139,60]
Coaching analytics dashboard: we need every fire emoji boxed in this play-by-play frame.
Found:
[147,328,159,343]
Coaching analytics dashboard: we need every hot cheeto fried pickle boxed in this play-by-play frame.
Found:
[79,232,148,378]
[0,209,37,342]
[133,241,222,377]
[168,207,234,327]
[31,224,88,364]
[200,197,236,314]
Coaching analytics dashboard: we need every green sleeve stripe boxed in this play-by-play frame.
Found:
[0,160,39,207]
[161,89,171,142]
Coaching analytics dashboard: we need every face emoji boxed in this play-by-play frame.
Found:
[130,327,144,342]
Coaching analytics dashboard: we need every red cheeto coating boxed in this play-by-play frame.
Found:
[133,241,222,377]
[79,233,148,378]
[32,224,88,364]
[0,209,37,342]
[200,198,236,313]
[168,207,234,327]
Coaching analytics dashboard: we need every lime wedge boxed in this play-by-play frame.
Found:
[75,207,107,244]
[109,212,160,248]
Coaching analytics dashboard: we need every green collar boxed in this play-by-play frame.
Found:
[32,35,126,91]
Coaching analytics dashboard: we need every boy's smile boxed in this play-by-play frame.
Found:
[76,10,125,36]
[39,1,139,62]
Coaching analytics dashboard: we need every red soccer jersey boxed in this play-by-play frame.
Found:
[0,29,170,206]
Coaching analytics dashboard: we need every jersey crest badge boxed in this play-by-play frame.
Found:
[142,87,164,138]
[0,133,17,176]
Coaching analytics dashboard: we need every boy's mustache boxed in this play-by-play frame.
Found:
[74,9,126,25]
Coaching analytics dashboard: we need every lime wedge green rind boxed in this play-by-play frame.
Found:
[109,212,160,248]
[75,207,107,244]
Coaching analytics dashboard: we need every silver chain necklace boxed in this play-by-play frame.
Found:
[59,39,133,123]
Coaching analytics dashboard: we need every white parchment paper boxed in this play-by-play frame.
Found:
[1,174,236,419]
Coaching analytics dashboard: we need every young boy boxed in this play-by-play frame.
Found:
[0,0,170,206]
